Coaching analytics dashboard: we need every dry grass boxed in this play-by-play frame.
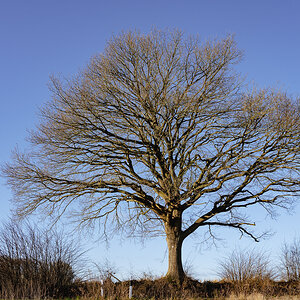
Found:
[75,294,300,300]
[225,294,300,300]
[74,277,300,300]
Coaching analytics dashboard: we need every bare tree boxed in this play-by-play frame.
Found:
[2,29,300,282]
[280,238,300,281]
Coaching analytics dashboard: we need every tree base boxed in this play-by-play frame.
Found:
[164,273,187,286]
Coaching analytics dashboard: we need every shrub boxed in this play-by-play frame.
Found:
[0,220,83,299]
[280,238,300,281]
[218,248,274,283]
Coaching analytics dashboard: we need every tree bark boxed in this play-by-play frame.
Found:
[165,209,185,284]
[166,232,185,283]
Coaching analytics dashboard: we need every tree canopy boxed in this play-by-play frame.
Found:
[3,29,300,282]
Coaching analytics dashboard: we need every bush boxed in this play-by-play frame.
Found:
[0,220,83,299]
[217,248,276,296]
[218,248,274,283]
[280,238,300,281]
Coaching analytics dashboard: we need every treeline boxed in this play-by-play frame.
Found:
[0,220,300,299]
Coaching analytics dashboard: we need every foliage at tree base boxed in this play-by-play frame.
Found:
[77,277,300,300]
[1,275,300,299]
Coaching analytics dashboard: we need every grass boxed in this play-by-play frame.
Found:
[71,277,300,300]
[1,277,300,299]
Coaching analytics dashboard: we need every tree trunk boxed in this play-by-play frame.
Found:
[166,232,185,283]
[164,208,185,283]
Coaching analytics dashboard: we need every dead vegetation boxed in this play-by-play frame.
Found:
[1,247,300,299]
[0,220,84,299]
[77,276,300,299]
[0,221,299,299]
[77,244,300,299]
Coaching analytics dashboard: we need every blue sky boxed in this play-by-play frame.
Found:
[1,0,300,280]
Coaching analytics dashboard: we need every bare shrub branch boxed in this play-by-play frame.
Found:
[218,248,275,282]
[0,220,84,299]
[280,238,300,281]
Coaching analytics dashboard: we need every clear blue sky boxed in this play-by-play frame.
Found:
[1,0,300,280]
